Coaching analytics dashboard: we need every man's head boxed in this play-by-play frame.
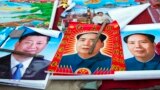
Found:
[97,12,103,16]
[76,32,106,58]
[124,33,156,61]
[14,32,50,55]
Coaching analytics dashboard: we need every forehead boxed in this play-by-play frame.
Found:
[22,36,48,40]
[98,12,103,14]
[79,33,97,38]
[128,34,148,40]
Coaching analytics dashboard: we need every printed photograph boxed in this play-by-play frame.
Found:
[57,0,144,29]
[0,1,54,28]
[0,26,63,80]
[48,21,125,75]
[121,24,160,71]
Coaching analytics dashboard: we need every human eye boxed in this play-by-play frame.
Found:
[139,41,148,43]
[37,42,44,45]
[79,38,85,42]
[24,41,32,44]
[128,41,135,44]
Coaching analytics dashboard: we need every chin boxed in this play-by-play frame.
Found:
[26,52,37,55]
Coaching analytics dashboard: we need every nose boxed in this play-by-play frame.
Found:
[83,40,91,46]
[30,43,37,48]
[135,42,141,48]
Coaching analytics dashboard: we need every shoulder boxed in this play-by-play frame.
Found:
[0,54,11,59]
[125,57,135,62]
[60,54,78,64]
[94,53,111,65]
[23,58,50,80]
[0,55,11,63]
[61,53,77,60]
[0,55,11,78]
[125,57,137,67]
[155,54,160,57]
[31,57,51,68]
[125,57,137,65]
[152,54,160,61]
[96,59,111,66]
[99,53,111,60]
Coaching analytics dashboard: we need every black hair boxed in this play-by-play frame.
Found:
[19,32,50,43]
[123,33,155,43]
[76,32,107,42]
[97,12,103,14]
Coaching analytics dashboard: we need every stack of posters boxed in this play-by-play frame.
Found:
[48,21,125,79]
[0,0,62,89]
[47,0,160,81]
[0,0,160,89]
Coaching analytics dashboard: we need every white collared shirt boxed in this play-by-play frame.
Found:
[92,15,112,24]
[11,55,33,77]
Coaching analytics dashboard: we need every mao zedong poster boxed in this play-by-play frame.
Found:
[0,26,62,89]
[121,23,160,71]
[48,21,125,79]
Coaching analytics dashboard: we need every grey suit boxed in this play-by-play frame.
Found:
[0,54,50,80]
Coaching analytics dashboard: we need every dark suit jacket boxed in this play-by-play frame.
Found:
[0,54,50,80]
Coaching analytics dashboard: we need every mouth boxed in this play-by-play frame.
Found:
[134,50,144,54]
[25,50,37,54]
[82,47,90,50]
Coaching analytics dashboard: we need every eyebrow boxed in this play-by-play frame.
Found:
[128,39,149,42]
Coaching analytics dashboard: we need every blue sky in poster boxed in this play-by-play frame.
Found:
[72,0,111,8]
[0,0,8,1]
[0,27,14,46]
[72,0,139,8]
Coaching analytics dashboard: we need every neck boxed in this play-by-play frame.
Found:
[78,52,99,59]
[12,54,32,62]
[136,53,155,62]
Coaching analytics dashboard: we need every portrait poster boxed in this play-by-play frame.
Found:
[48,21,125,79]
[114,23,160,80]
[56,0,148,30]
[121,24,160,70]
[0,0,57,29]
[0,26,63,89]
[148,0,160,23]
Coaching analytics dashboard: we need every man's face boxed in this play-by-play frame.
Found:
[98,12,103,16]
[76,33,104,56]
[126,34,155,59]
[15,36,48,55]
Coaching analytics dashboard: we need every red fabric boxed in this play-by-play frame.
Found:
[52,7,65,30]
[99,9,160,90]
[149,0,160,8]
[129,9,153,24]
[156,42,160,55]
[99,79,160,90]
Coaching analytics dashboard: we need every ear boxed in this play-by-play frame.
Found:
[154,42,156,47]
[153,42,157,50]
[15,42,19,49]
[101,42,104,48]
